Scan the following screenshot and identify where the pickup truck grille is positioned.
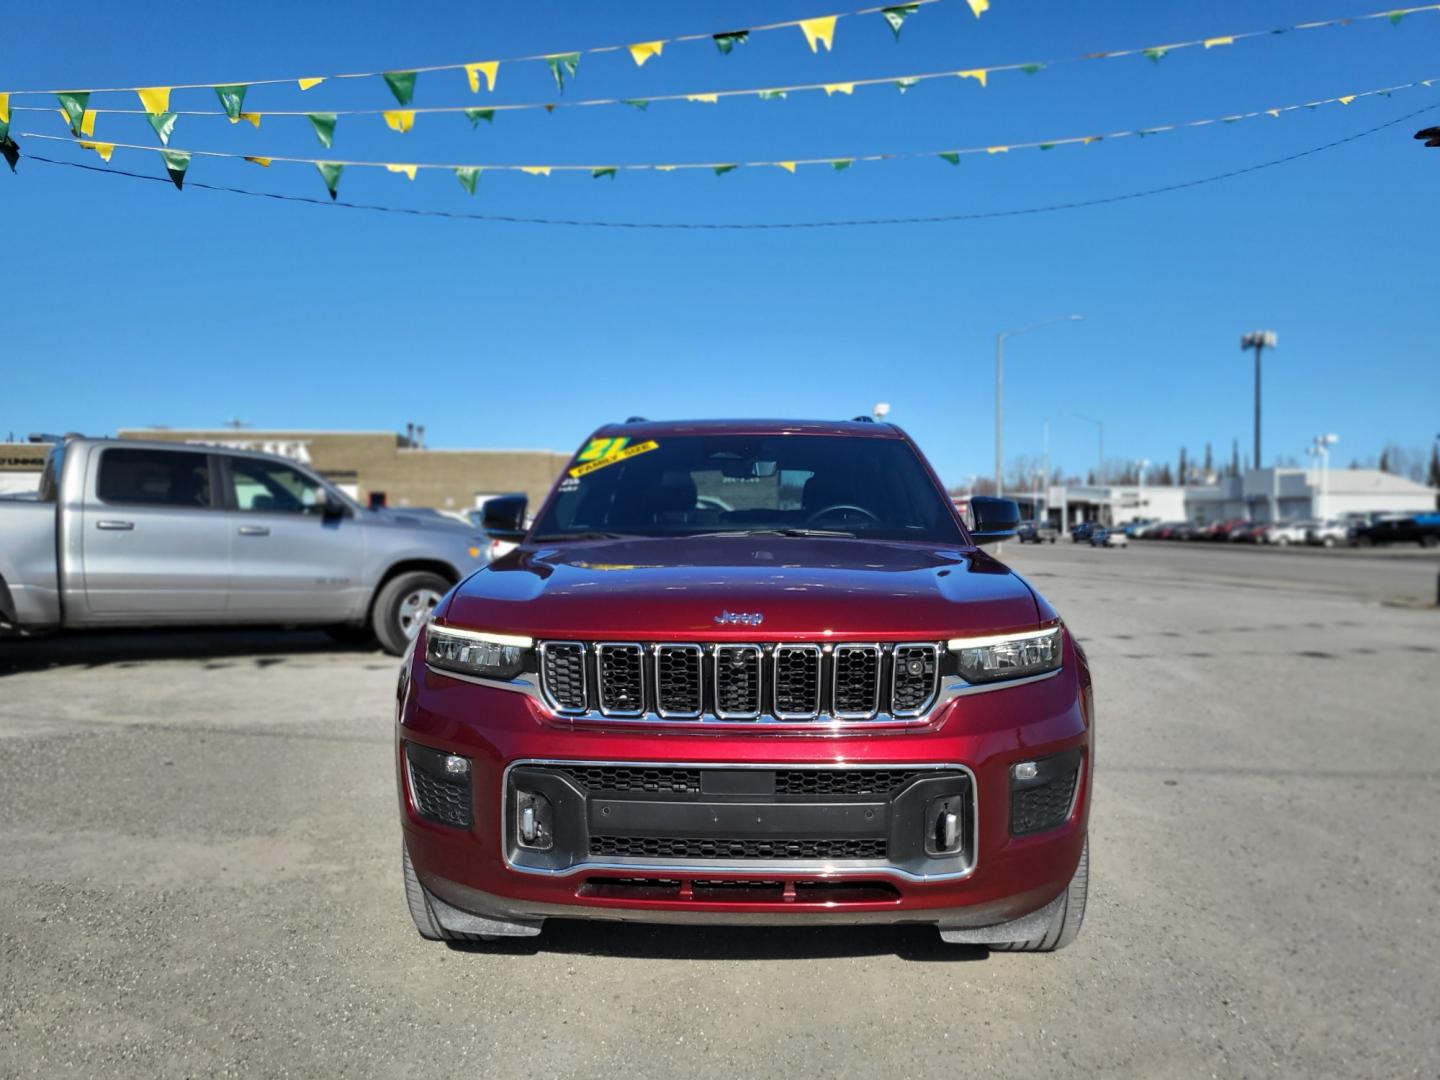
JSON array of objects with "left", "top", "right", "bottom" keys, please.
[{"left": 537, "top": 641, "right": 942, "bottom": 723}]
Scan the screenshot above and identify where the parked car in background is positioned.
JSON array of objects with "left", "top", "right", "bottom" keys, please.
[
  {"left": 1206, "top": 519, "right": 1251, "bottom": 542},
  {"left": 1070, "top": 522, "right": 1096, "bottom": 543},
  {"left": 0, "top": 438, "right": 489, "bottom": 654},
  {"left": 1352, "top": 513, "right": 1440, "bottom": 548},
  {"left": 1121, "top": 519, "right": 1157, "bottom": 538},
  {"left": 1305, "top": 520, "right": 1349, "bottom": 547},
  {"left": 1089, "top": 527, "right": 1128, "bottom": 548},
  {"left": 1016, "top": 520, "right": 1059, "bottom": 543},
  {"left": 1230, "top": 522, "right": 1271, "bottom": 544},
  {"left": 1264, "top": 520, "right": 1317, "bottom": 545}
]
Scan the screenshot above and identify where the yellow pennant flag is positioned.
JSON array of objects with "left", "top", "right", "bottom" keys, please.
[
  {"left": 967, "top": 0, "right": 990, "bottom": 16},
  {"left": 958, "top": 69, "right": 988, "bottom": 88},
  {"left": 1203, "top": 36, "right": 1235, "bottom": 49},
  {"left": 79, "top": 140, "right": 115, "bottom": 162},
  {"left": 136, "top": 86, "right": 171, "bottom": 114},
  {"left": 244, "top": 156, "right": 272, "bottom": 167},
  {"left": 986, "top": 146, "right": 1009, "bottom": 154},
  {"left": 823, "top": 83, "right": 855, "bottom": 96},
  {"left": 386, "top": 163, "right": 419, "bottom": 180},
  {"left": 228, "top": 112, "right": 262, "bottom": 128},
  {"left": 383, "top": 109, "right": 415, "bottom": 133},
  {"left": 298, "top": 77, "right": 325, "bottom": 91},
  {"left": 1082, "top": 136, "right": 1100, "bottom": 145},
  {"left": 520, "top": 166, "right": 552, "bottom": 177},
  {"left": 628, "top": 41, "right": 665, "bottom": 66},
  {"left": 798, "top": 16, "right": 837, "bottom": 53},
  {"left": 686, "top": 93, "right": 719, "bottom": 104},
  {"left": 465, "top": 61, "right": 499, "bottom": 93},
  {"left": 0, "top": 92, "right": 9, "bottom": 124},
  {"left": 776, "top": 161, "right": 797, "bottom": 174},
  {"left": 1338, "top": 95, "right": 1356, "bottom": 105},
  {"left": 1266, "top": 108, "right": 1281, "bottom": 118},
  {"left": 80, "top": 109, "right": 97, "bottom": 136},
  {"left": 655, "top": 165, "right": 679, "bottom": 172}
]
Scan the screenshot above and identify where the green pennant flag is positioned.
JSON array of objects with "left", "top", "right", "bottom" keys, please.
[
  {"left": 1388, "top": 10, "right": 1405, "bottom": 24},
  {"left": 880, "top": 4, "right": 919, "bottom": 41},
  {"left": 1142, "top": 47, "right": 1167, "bottom": 64},
  {"left": 160, "top": 149, "right": 190, "bottom": 190},
  {"left": 938, "top": 151, "right": 960, "bottom": 165},
  {"left": 307, "top": 113, "right": 337, "bottom": 148},
  {"left": 831, "top": 158, "right": 854, "bottom": 171},
  {"left": 895, "top": 77, "right": 919, "bottom": 93},
  {"left": 757, "top": 90, "right": 786, "bottom": 101},
  {"left": 622, "top": 98, "right": 649, "bottom": 111},
  {"left": 463, "top": 108, "right": 495, "bottom": 127},
  {"left": 56, "top": 92, "right": 90, "bottom": 135},
  {"left": 0, "top": 111, "right": 8, "bottom": 143},
  {"left": 545, "top": 53, "right": 579, "bottom": 93},
  {"left": 591, "top": 167, "right": 616, "bottom": 180},
  {"left": 383, "top": 70, "right": 417, "bottom": 105},
  {"left": 147, "top": 112, "right": 178, "bottom": 146},
  {"left": 713, "top": 164, "right": 737, "bottom": 176},
  {"left": 316, "top": 161, "right": 344, "bottom": 200},
  {"left": 1, "top": 136, "right": 19, "bottom": 173},
  {"left": 1020, "top": 63, "right": 1045, "bottom": 75},
  {"left": 214, "top": 85, "right": 246, "bottom": 119},
  {"left": 455, "top": 166, "right": 480, "bottom": 195},
  {"left": 1038, "top": 142, "right": 1056, "bottom": 150},
  {"left": 712, "top": 30, "right": 748, "bottom": 54}
]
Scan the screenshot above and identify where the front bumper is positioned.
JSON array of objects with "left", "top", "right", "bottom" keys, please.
[{"left": 397, "top": 638, "right": 1092, "bottom": 934}]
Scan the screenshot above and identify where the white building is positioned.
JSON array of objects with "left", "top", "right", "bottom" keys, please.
[{"left": 1024, "top": 468, "right": 1437, "bottom": 529}]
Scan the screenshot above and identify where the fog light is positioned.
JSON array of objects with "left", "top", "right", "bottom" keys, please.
[
  {"left": 443, "top": 754, "right": 469, "bottom": 777},
  {"left": 925, "top": 795, "right": 966, "bottom": 856},
  {"left": 515, "top": 790, "right": 554, "bottom": 851},
  {"left": 1014, "top": 760, "right": 1039, "bottom": 782}
]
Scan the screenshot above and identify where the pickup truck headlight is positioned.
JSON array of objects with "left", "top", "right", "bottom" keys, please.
[
  {"left": 948, "top": 626, "right": 1062, "bottom": 684},
  {"left": 425, "top": 625, "right": 533, "bottom": 680}
]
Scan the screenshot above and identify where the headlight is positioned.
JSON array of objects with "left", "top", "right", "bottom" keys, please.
[
  {"left": 948, "top": 626, "right": 1062, "bottom": 684},
  {"left": 425, "top": 625, "right": 533, "bottom": 680}
]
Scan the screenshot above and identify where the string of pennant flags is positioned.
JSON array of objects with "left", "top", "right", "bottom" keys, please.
[
  {"left": 10, "top": 77, "right": 1432, "bottom": 197},
  {"left": 0, "top": 0, "right": 959, "bottom": 101},
  {"left": 4, "top": 0, "right": 1437, "bottom": 153}
]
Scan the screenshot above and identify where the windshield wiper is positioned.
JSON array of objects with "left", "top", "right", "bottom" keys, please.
[
  {"left": 530, "top": 530, "right": 632, "bottom": 542},
  {"left": 685, "top": 528, "right": 857, "bottom": 539}
]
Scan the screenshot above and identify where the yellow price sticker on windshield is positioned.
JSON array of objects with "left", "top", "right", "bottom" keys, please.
[{"left": 569, "top": 438, "right": 659, "bottom": 478}]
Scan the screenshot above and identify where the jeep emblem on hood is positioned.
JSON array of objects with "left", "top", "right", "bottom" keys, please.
[{"left": 714, "top": 609, "right": 764, "bottom": 626}]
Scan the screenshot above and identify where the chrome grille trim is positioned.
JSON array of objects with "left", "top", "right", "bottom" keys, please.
[
  {"left": 653, "top": 643, "right": 704, "bottom": 719},
  {"left": 712, "top": 644, "right": 763, "bottom": 720},
  {"left": 890, "top": 643, "right": 940, "bottom": 718},
  {"left": 537, "top": 641, "right": 588, "bottom": 715},
  {"left": 595, "top": 642, "right": 646, "bottom": 717},
  {"left": 831, "top": 643, "right": 882, "bottom": 720},
  {"left": 772, "top": 643, "right": 822, "bottom": 720}
]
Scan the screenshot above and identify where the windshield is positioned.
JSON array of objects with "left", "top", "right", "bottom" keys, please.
[{"left": 532, "top": 433, "right": 965, "bottom": 543}]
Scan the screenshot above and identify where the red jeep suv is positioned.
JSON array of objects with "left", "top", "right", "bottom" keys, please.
[{"left": 396, "top": 419, "right": 1093, "bottom": 950}]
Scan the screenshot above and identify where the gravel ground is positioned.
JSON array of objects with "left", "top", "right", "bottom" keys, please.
[{"left": 1, "top": 542, "right": 1437, "bottom": 1079}]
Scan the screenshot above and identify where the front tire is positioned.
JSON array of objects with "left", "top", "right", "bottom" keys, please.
[
  {"left": 402, "top": 843, "right": 489, "bottom": 942},
  {"left": 373, "top": 571, "right": 450, "bottom": 656},
  {"left": 988, "top": 837, "right": 1089, "bottom": 952}
]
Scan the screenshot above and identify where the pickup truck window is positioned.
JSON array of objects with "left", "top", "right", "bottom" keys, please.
[
  {"left": 97, "top": 448, "right": 213, "bottom": 509},
  {"left": 535, "top": 434, "right": 965, "bottom": 543},
  {"left": 228, "top": 457, "right": 325, "bottom": 514}
]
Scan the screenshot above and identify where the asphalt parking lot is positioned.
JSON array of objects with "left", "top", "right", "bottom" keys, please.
[{"left": 2, "top": 542, "right": 1438, "bottom": 1078}]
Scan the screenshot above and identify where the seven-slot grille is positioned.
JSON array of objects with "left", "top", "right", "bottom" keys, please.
[{"left": 539, "top": 641, "right": 941, "bottom": 723}]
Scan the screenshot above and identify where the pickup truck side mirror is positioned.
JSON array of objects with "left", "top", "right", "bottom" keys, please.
[
  {"left": 969, "top": 496, "right": 1021, "bottom": 545},
  {"left": 481, "top": 494, "right": 528, "bottom": 542}
]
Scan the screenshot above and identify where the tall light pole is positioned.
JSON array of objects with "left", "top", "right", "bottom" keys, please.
[
  {"left": 996, "top": 315, "right": 1084, "bottom": 497},
  {"left": 1313, "top": 433, "right": 1338, "bottom": 520},
  {"left": 1137, "top": 458, "right": 1150, "bottom": 517},
  {"left": 1074, "top": 413, "right": 1104, "bottom": 485},
  {"left": 1241, "top": 330, "right": 1278, "bottom": 470}
]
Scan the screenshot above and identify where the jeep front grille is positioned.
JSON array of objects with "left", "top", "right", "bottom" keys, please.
[{"left": 537, "top": 640, "right": 943, "bottom": 723}]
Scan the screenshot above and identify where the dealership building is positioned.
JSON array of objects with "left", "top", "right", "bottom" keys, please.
[{"left": 0, "top": 430, "right": 570, "bottom": 509}]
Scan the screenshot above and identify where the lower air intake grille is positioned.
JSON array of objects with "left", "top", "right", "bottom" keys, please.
[
  {"left": 558, "top": 765, "right": 704, "bottom": 793},
  {"left": 590, "top": 836, "right": 888, "bottom": 861},
  {"left": 1011, "top": 768, "right": 1079, "bottom": 836},
  {"left": 773, "top": 769, "right": 926, "bottom": 796},
  {"left": 405, "top": 743, "right": 472, "bottom": 828}
]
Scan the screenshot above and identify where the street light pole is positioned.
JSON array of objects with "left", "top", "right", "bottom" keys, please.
[
  {"left": 1241, "top": 331, "right": 1278, "bottom": 469},
  {"left": 1313, "top": 433, "right": 1338, "bottom": 520},
  {"left": 995, "top": 315, "right": 1084, "bottom": 498}
]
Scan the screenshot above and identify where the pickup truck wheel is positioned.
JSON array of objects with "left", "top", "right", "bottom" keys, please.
[
  {"left": 373, "top": 571, "right": 449, "bottom": 656},
  {"left": 402, "top": 843, "right": 486, "bottom": 942},
  {"left": 987, "top": 837, "right": 1089, "bottom": 953}
]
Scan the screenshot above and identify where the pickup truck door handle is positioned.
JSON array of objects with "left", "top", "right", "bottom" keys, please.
[
  {"left": 96, "top": 520, "right": 134, "bottom": 531},
  {"left": 237, "top": 525, "right": 271, "bottom": 537}
]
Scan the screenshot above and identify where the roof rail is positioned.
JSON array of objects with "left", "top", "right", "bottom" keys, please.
[
  {"left": 851, "top": 415, "right": 875, "bottom": 423},
  {"left": 625, "top": 416, "right": 648, "bottom": 423}
]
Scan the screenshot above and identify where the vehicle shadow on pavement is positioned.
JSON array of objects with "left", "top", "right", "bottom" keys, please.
[
  {"left": 447, "top": 921, "right": 989, "bottom": 963},
  {"left": 0, "top": 627, "right": 384, "bottom": 675}
]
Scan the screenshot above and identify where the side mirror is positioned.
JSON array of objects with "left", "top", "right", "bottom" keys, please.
[
  {"left": 969, "top": 496, "right": 1020, "bottom": 545},
  {"left": 481, "top": 494, "right": 528, "bottom": 542},
  {"left": 311, "top": 488, "right": 348, "bottom": 521}
]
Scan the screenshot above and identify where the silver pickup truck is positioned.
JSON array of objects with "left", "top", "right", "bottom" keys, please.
[{"left": 0, "top": 438, "right": 493, "bottom": 654}]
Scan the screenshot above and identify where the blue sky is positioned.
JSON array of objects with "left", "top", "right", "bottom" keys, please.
[{"left": 4, "top": 1, "right": 1438, "bottom": 484}]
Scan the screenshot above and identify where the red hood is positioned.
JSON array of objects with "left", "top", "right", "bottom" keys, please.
[{"left": 440, "top": 536, "right": 1041, "bottom": 641}]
